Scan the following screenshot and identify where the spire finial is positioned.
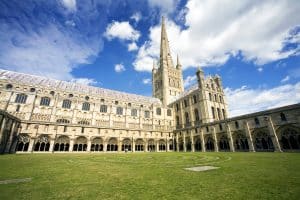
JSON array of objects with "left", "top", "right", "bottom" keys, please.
[{"left": 176, "top": 54, "right": 182, "bottom": 69}]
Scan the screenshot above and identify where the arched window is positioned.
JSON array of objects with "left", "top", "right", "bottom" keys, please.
[
  {"left": 176, "top": 116, "right": 180, "bottom": 126},
  {"left": 219, "top": 95, "right": 223, "bottom": 103},
  {"left": 193, "top": 95, "right": 197, "bottom": 104},
  {"left": 144, "top": 111, "right": 150, "bottom": 118},
  {"left": 167, "top": 109, "right": 172, "bottom": 116},
  {"left": 280, "top": 113, "right": 287, "bottom": 121},
  {"left": 176, "top": 103, "right": 179, "bottom": 111},
  {"left": 194, "top": 109, "right": 200, "bottom": 121},
  {"left": 235, "top": 121, "right": 239, "bottom": 129},
  {"left": 254, "top": 117, "right": 260, "bottom": 125},
  {"left": 131, "top": 109, "right": 137, "bottom": 117},
  {"left": 56, "top": 119, "right": 70, "bottom": 124},
  {"left": 214, "top": 94, "right": 217, "bottom": 102},
  {"left": 222, "top": 109, "right": 226, "bottom": 119},
  {"left": 78, "top": 120, "right": 90, "bottom": 125},
  {"left": 30, "top": 88, "right": 36, "bottom": 92},
  {"left": 16, "top": 104, "right": 21, "bottom": 112},
  {"left": 211, "top": 107, "right": 215, "bottom": 119},
  {"left": 116, "top": 107, "right": 123, "bottom": 115},
  {"left": 100, "top": 105, "right": 107, "bottom": 113},
  {"left": 15, "top": 94, "right": 27, "bottom": 104},
  {"left": 6, "top": 84, "right": 13, "bottom": 90},
  {"left": 185, "top": 112, "right": 189, "bottom": 124},
  {"left": 82, "top": 102, "right": 90, "bottom": 111},
  {"left": 209, "top": 93, "right": 212, "bottom": 101},
  {"left": 217, "top": 108, "right": 221, "bottom": 119},
  {"left": 156, "top": 108, "right": 161, "bottom": 115},
  {"left": 184, "top": 99, "right": 188, "bottom": 107},
  {"left": 62, "top": 99, "right": 72, "bottom": 109},
  {"left": 40, "top": 97, "right": 50, "bottom": 106}
]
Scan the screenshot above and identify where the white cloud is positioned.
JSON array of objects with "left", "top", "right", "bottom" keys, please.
[
  {"left": 257, "top": 67, "right": 263, "bottom": 72},
  {"left": 65, "top": 20, "right": 76, "bottom": 27},
  {"left": 115, "top": 63, "right": 126, "bottom": 73},
  {"left": 128, "top": 42, "right": 138, "bottom": 51},
  {"left": 142, "top": 78, "right": 151, "bottom": 84},
  {"left": 61, "top": 0, "right": 77, "bottom": 12},
  {"left": 104, "top": 21, "right": 140, "bottom": 41},
  {"left": 281, "top": 75, "right": 290, "bottom": 83},
  {"left": 183, "top": 75, "right": 196, "bottom": 88},
  {"left": 147, "top": 0, "right": 179, "bottom": 14},
  {"left": 225, "top": 82, "right": 300, "bottom": 117},
  {"left": 130, "top": 12, "right": 142, "bottom": 23},
  {"left": 134, "top": 0, "right": 300, "bottom": 72},
  {"left": 70, "top": 78, "right": 97, "bottom": 86},
  {"left": 0, "top": 24, "right": 100, "bottom": 80}
]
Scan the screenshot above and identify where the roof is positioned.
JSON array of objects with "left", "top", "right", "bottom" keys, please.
[
  {"left": 0, "top": 69, "right": 161, "bottom": 105},
  {"left": 169, "top": 84, "right": 198, "bottom": 104}
]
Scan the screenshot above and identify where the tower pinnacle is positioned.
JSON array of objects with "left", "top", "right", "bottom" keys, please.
[{"left": 160, "top": 16, "right": 174, "bottom": 69}]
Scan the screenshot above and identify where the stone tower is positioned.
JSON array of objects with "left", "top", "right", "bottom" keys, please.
[
  {"left": 196, "top": 67, "right": 228, "bottom": 123},
  {"left": 152, "top": 17, "right": 184, "bottom": 106}
]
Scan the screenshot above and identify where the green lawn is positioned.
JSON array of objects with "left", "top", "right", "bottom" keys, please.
[{"left": 0, "top": 152, "right": 299, "bottom": 200}]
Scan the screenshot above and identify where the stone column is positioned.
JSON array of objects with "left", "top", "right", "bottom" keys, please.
[
  {"left": 49, "top": 138, "right": 55, "bottom": 153},
  {"left": 87, "top": 139, "right": 92, "bottom": 152},
  {"left": 0, "top": 117, "right": 7, "bottom": 144},
  {"left": 69, "top": 139, "right": 74, "bottom": 152},
  {"left": 28, "top": 138, "right": 35, "bottom": 152},
  {"left": 103, "top": 138, "right": 107, "bottom": 152},
  {"left": 212, "top": 127, "right": 219, "bottom": 152},
  {"left": 183, "top": 132, "right": 186, "bottom": 152},
  {"left": 191, "top": 131, "right": 195, "bottom": 152},
  {"left": 176, "top": 133, "right": 179, "bottom": 152},
  {"left": 200, "top": 129, "right": 206, "bottom": 152},
  {"left": 265, "top": 116, "right": 282, "bottom": 152},
  {"left": 245, "top": 121, "right": 255, "bottom": 152},
  {"left": 188, "top": 97, "right": 194, "bottom": 127},
  {"left": 156, "top": 140, "right": 159, "bottom": 152},
  {"left": 144, "top": 139, "right": 148, "bottom": 152},
  {"left": 166, "top": 138, "right": 169, "bottom": 152},
  {"left": 226, "top": 123, "right": 235, "bottom": 152},
  {"left": 4, "top": 121, "right": 16, "bottom": 153},
  {"left": 132, "top": 138, "right": 135, "bottom": 152},
  {"left": 118, "top": 138, "right": 122, "bottom": 152}
]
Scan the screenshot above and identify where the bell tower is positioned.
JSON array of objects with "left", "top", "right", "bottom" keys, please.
[{"left": 152, "top": 17, "right": 184, "bottom": 106}]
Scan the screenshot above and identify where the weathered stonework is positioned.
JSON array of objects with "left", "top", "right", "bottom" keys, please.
[{"left": 0, "top": 17, "right": 299, "bottom": 153}]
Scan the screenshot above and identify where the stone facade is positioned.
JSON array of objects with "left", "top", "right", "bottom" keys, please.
[{"left": 0, "top": 17, "right": 299, "bottom": 154}]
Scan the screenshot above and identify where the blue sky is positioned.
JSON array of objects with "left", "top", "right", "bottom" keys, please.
[{"left": 0, "top": 0, "right": 299, "bottom": 116}]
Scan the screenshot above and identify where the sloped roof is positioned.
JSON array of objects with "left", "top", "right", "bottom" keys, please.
[
  {"left": 169, "top": 84, "right": 198, "bottom": 104},
  {"left": 0, "top": 69, "right": 161, "bottom": 105}
]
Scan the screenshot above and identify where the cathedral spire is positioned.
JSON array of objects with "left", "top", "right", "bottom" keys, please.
[
  {"left": 176, "top": 54, "right": 181, "bottom": 69},
  {"left": 160, "top": 16, "right": 174, "bottom": 69}
]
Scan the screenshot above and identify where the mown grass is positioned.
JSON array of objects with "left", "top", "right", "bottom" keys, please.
[{"left": 0, "top": 152, "right": 299, "bottom": 200}]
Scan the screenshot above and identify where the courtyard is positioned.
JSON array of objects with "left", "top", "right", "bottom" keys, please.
[{"left": 0, "top": 152, "right": 299, "bottom": 199}]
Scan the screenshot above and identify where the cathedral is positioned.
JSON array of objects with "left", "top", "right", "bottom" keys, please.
[{"left": 0, "top": 17, "right": 299, "bottom": 154}]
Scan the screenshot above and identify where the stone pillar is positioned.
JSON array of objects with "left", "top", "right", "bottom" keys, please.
[
  {"left": 103, "top": 138, "right": 107, "bottom": 152},
  {"left": 265, "top": 116, "right": 282, "bottom": 152},
  {"left": 49, "top": 138, "right": 55, "bottom": 153},
  {"left": 69, "top": 139, "right": 74, "bottom": 152},
  {"left": 132, "top": 138, "right": 135, "bottom": 152},
  {"left": 245, "top": 121, "right": 255, "bottom": 152},
  {"left": 188, "top": 98, "right": 194, "bottom": 127},
  {"left": 200, "top": 129, "right": 206, "bottom": 152},
  {"left": 156, "top": 140, "right": 159, "bottom": 152},
  {"left": 28, "top": 138, "right": 35, "bottom": 152},
  {"left": 176, "top": 133, "right": 179, "bottom": 152},
  {"left": 183, "top": 132, "right": 186, "bottom": 152},
  {"left": 166, "top": 138, "right": 169, "bottom": 152},
  {"left": 191, "top": 131, "right": 195, "bottom": 152},
  {"left": 226, "top": 123, "right": 235, "bottom": 152},
  {"left": 0, "top": 117, "right": 7, "bottom": 144},
  {"left": 4, "top": 121, "right": 16, "bottom": 153},
  {"left": 144, "top": 139, "right": 148, "bottom": 152},
  {"left": 118, "top": 138, "right": 122, "bottom": 152},
  {"left": 87, "top": 140, "right": 92, "bottom": 152},
  {"left": 212, "top": 127, "right": 219, "bottom": 152}
]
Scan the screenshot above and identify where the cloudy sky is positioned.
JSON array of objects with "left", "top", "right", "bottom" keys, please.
[{"left": 0, "top": 0, "right": 299, "bottom": 116}]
